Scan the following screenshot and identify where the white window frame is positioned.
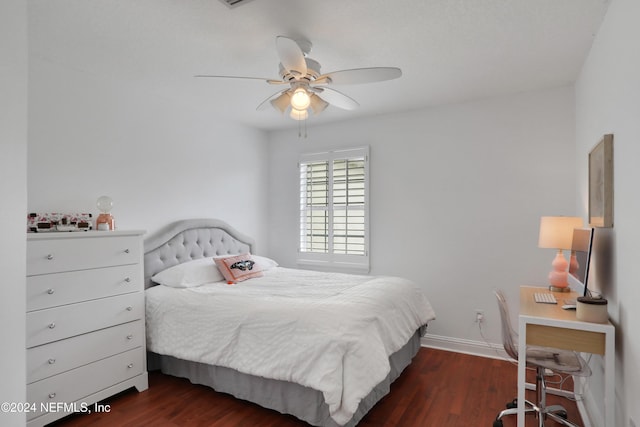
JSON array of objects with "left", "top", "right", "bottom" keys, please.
[{"left": 298, "top": 146, "right": 370, "bottom": 272}]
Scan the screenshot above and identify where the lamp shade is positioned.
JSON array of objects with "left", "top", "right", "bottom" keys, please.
[
  {"left": 309, "top": 94, "right": 329, "bottom": 115},
  {"left": 270, "top": 92, "right": 291, "bottom": 114},
  {"left": 538, "top": 216, "right": 584, "bottom": 250}
]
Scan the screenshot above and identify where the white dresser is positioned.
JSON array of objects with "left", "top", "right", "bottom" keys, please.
[{"left": 26, "top": 230, "right": 148, "bottom": 427}]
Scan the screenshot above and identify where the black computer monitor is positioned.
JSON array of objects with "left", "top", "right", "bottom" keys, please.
[{"left": 568, "top": 227, "right": 594, "bottom": 296}]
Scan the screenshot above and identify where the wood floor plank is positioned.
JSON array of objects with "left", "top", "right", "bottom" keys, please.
[{"left": 48, "top": 348, "right": 582, "bottom": 426}]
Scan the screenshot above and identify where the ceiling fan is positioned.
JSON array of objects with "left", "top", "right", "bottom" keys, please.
[{"left": 196, "top": 36, "right": 402, "bottom": 121}]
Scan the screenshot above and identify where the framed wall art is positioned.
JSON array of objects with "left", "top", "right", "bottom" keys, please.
[{"left": 588, "top": 134, "right": 613, "bottom": 227}]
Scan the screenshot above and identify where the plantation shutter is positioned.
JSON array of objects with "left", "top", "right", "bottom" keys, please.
[
  {"left": 299, "top": 159, "right": 329, "bottom": 253},
  {"left": 299, "top": 147, "right": 369, "bottom": 271}
]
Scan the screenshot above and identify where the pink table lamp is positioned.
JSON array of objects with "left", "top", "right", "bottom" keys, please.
[{"left": 538, "top": 216, "right": 583, "bottom": 292}]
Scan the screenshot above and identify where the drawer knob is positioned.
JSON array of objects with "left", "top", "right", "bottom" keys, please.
[
  {"left": 124, "top": 248, "right": 130, "bottom": 254},
  {"left": 127, "top": 363, "right": 134, "bottom": 369},
  {"left": 127, "top": 334, "right": 134, "bottom": 340},
  {"left": 48, "top": 358, "right": 56, "bottom": 365},
  {"left": 48, "top": 322, "right": 56, "bottom": 329},
  {"left": 46, "top": 254, "right": 54, "bottom": 260},
  {"left": 47, "top": 288, "right": 55, "bottom": 295},
  {"left": 48, "top": 393, "right": 56, "bottom": 399},
  {"left": 126, "top": 306, "right": 133, "bottom": 311},
  {"left": 124, "top": 277, "right": 131, "bottom": 283}
]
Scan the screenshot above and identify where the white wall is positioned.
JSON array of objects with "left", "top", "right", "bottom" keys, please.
[
  {"left": 28, "top": 58, "right": 270, "bottom": 247},
  {"left": 576, "top": 0, "right": 640, "bottom": 425},
  {"left": 267, "top": 86, "right": 577, "bottom": 350},
  {"left": 0, "top": 0, "right": 27, "bottom": 425}
]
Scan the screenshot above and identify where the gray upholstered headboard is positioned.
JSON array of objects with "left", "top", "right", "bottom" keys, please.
[{"left": 143, "top": 218, "right": 255, "bottom": 288}]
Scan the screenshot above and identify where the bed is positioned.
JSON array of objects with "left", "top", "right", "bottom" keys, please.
[{"left": 143, "top": 218, "right": 436, "bottom": 426}]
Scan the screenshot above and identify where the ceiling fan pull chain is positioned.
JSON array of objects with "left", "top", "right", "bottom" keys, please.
[{"left": 296, "top": 116, "right": 307, "bottom": 138}]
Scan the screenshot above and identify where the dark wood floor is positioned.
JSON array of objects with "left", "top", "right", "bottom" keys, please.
[{"left": 50, "top": 348, "right": 582, "bottom": 427}]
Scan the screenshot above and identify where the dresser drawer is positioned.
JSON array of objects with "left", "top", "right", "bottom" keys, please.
[
  {"left": 27, "top": 347, "right": 144, "bottom": 421},
  {"left": 27, "top": 264, "right": 141, "bottom": 312},
  {"left": 26, "top": 292, "right": 143, "bottom": 348},
  {"left": 27, "top": 235, "right": 140, "bottom": 276},
  {"left": 27, "top": 320, "right": 144, "bottom": 384}
]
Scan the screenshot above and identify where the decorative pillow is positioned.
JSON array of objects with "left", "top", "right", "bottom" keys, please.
[
  {"left": 214, "top": 253, "right": 264, "bottom": 282},
  {"left": 151, "top": 257, "right": 224, "bottom": 288}
]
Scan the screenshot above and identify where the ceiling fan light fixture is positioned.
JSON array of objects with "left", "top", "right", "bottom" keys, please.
[
  {"left": 290, "top": 87, "right": 311, "bottom": 110},
  {"left": 290, "top": 108, "right": 308, "bottom": 121},
  {"left": 270, "top": 92, "right": 290, "bottom": 114},
  {"left": 309, "top": 94, "right": 329, "bottom": 115},
  {"left": 196, "top": 36, "right": 403, "bottom": 131}
]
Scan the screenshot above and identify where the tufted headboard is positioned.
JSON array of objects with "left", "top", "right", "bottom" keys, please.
[{"left": 143, "top": 218, "right": 255, "bottom": 288}]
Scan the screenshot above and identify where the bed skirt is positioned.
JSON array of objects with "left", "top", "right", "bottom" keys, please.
[{"left": 148, "top": 329, "right": 423, "bottom": 426}]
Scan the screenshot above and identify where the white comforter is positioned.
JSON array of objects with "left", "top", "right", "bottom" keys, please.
[{"left": 145, "top": 267, "right": 436, "bottom": 425}]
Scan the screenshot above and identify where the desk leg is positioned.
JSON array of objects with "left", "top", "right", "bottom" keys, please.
[
  {"left": 605, "top": 330, "right": 615, "bottom": 427},
  {"left": 517, "top": 318, "right": 527, "bottom": 427}
]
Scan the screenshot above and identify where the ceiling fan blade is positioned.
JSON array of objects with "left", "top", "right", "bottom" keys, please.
[
  {"left": 256, "top": 90, "right": 289, "bottom": 112},
  {"left": 318, "top": 87, "right": 359, "bottom": 110},
  {"left": 309, "top": 94, "right": 329, "bottom": 115},
  {"left": 276, "top": 36, "right": 307, "bottom": 77},
  {"left": 314, "top": 67, "right": 402, "bottom": 85},
  {"left": 195, "top": 75, "right": 286, "bottom": 85}
]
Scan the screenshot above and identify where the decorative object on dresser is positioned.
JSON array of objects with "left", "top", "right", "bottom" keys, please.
[
  {"left": 95, "top": 195, "right": 115, "bottom": 230},
  {"left": 26, "top": 230, "right": 148, "bottom": 427},
  {"left": 27, "top": 213, "right": 93, "bottom": 232},
  {"left": 538, "top": 216, "right": 584, "bottom": 292},
  {"left": 589, "top": 134, "right": 614, "bottom": 228}
]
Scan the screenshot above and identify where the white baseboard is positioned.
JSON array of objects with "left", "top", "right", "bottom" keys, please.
[
  {"left": 420, "top": 334, "right": 595, "bottom": 426},
  {"left": 420, "top": 333, "right": 508, "bottom": 360}
]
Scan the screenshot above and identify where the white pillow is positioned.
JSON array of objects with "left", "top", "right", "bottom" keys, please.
[
  {"left": 151, "top": 257, "right": 224, "bottom": 288},
  {"left": 251, "top": 255, "right": 279, "bottom": 271}
]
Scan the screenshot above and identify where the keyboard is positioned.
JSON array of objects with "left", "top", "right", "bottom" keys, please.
[{"left": 534, "top": 292, "right": 557, "bottom": 304}]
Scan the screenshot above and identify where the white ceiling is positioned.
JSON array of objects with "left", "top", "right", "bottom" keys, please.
[{"left": 29, "top": 0, "right": 611, "bottom": 131}]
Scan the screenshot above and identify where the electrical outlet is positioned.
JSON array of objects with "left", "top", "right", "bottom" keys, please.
[{"left": 475, "top": 309, "right": 485, "bottom": 323}]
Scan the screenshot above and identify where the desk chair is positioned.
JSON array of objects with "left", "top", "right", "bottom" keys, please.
[{"left": 493, "top": 290, "right": 591, "bottom": 427}]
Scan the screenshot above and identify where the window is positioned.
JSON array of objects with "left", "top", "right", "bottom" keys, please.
[{"left": 298, "top": 147, "right": 369, "bottom": 271}]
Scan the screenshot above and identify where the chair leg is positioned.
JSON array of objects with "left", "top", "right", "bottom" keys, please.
[
  {"left": 537, "top": 368, "right": 546, "bottom": 427},
  {"left": 495, "top": 368, "right": 582, "bottom": 427},
  {"left": 496, "top": 404, "right": 537, "bottom": 421},
  {"left": 538, "top": 368, "right": 546, "bottom": 416},
  {"left": 546, "top": 411, "right": 582, "bottom": 427},
  {"left": 494, "top": 399, "right": 538, "bottom": 426},
  {"left": 536, "top": 369, "right": 582, "bottom": 427}
]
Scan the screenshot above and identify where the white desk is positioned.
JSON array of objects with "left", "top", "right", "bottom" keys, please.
[{"left": 517, "top": 286, "right": 615, "bottom": 427}]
